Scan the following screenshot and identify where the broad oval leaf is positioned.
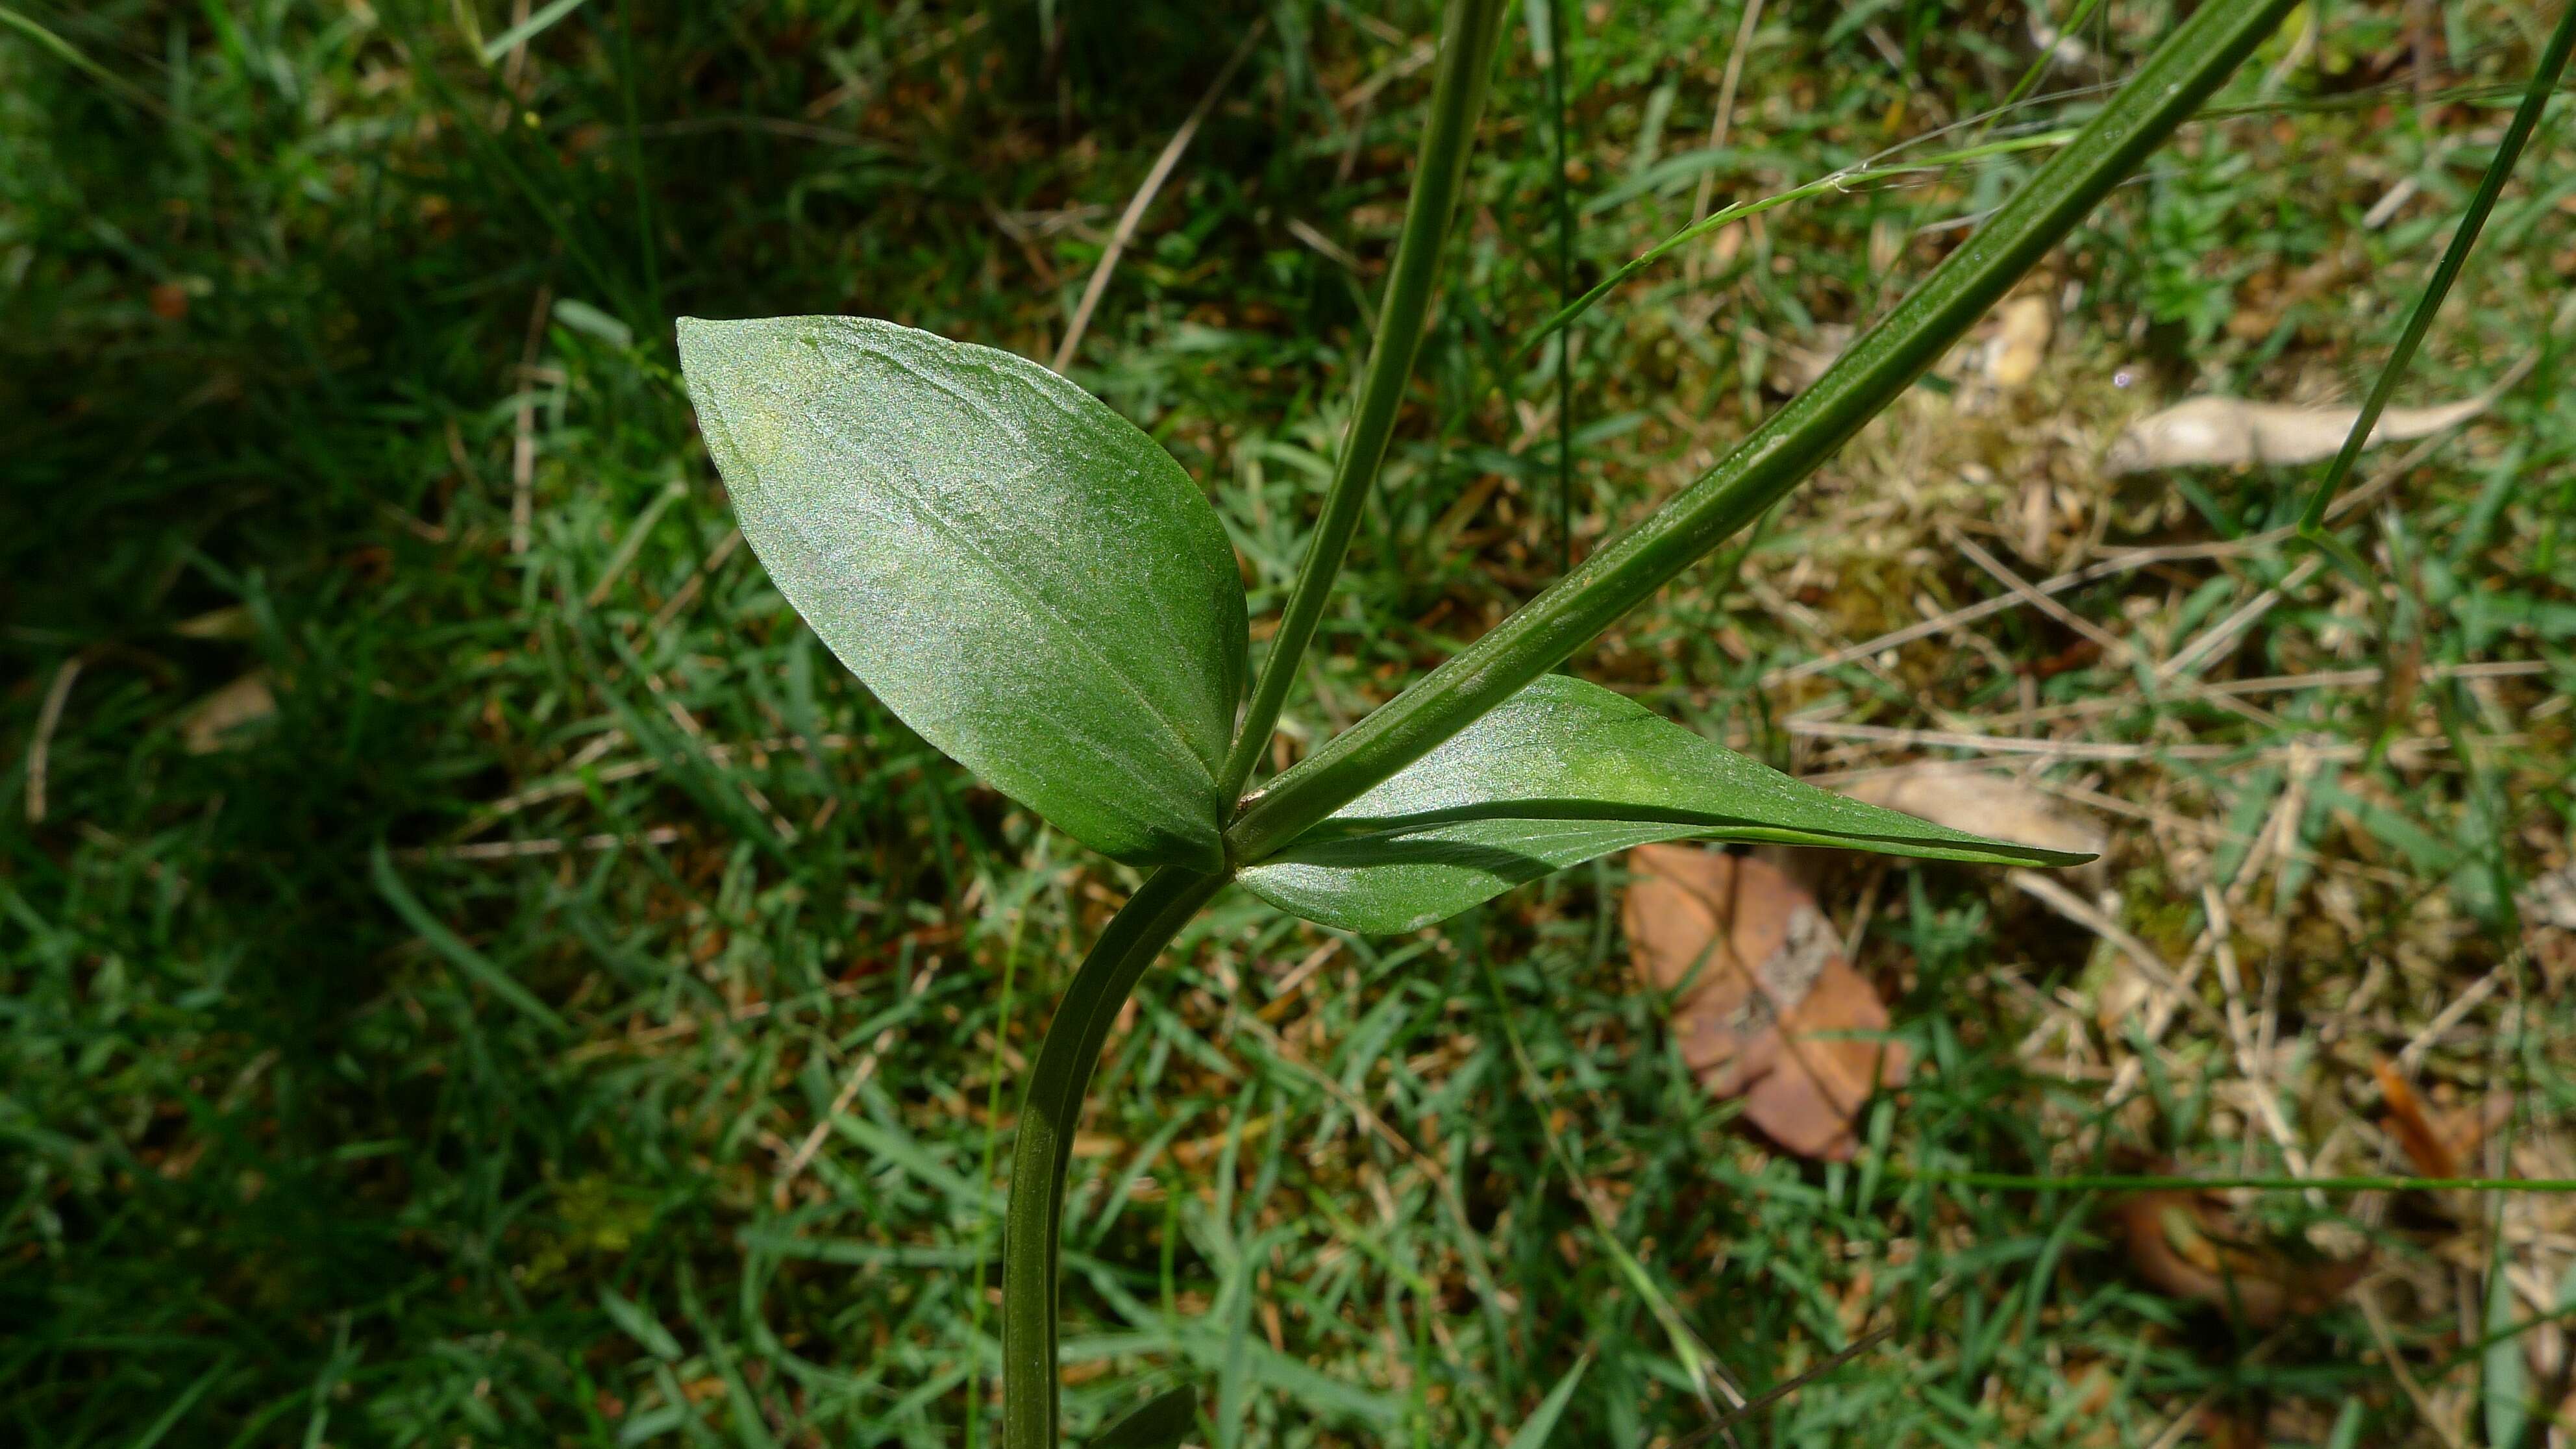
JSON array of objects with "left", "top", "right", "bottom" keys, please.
[
  {"left": 678, "top": 316, "right": 1245, "bottom": 869},
  {"left": 1238, "top": 675, "right": 2091, "bottom": 932}
]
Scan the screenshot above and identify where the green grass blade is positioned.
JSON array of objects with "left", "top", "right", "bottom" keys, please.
[
  {"left": 1907, "top": 1170, "right": 2576, "bottom": 1193},
  {"left": 2298, "top": 0, "right": 2576, "bottom": 538},
  {"left": 478, "top": 0, "right": 592, "bottom": 64},
  {"left": 369, "top": 842, "right": 570, "bottom": 1034},
  {"left": 2487, "top": 1257, "right": 2531, "bottom": 1449},
  {"left": 125, "top": 1360, "right": 233, "bottom": 1449},
  {"left": 1229, "top": 0, "right": 2301, "bottom": 863},
  {"left": 1518, "top": 128, "right": 2077, "bottom": 348},
  {"left": 0, "top": 3, "right": 155, "bottom": 109},
  {"left": 1503, "top": 1353, "right": 1591, "bottom": 1449}
]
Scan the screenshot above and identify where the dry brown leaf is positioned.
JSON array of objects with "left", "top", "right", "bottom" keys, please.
[
  {"left": 2112, "top": 1186, "right": 2367, "bottom": 1328},
  {"left": 1985, "top": 294, "right": 2053, "bottom": 388},
  {"left": 180, "top": 671, "right": 275, "bottom": 754},
  {"left": 1835, "top": 765, "right": 2107, "bottom": 863},
  {"left": 2373, "top": 1056, "right": 2464, "bottom": 1180},
  {"left": 1622, "top": 844, "right": 1906, "bottom": 1161},
  {"left": 2103, "top": 391, "right": 2495, "bottom": 474}
]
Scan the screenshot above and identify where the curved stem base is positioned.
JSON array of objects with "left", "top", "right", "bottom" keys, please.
[{"left": 1000, "top": 867, "right": 1227, "bottom": 1449}]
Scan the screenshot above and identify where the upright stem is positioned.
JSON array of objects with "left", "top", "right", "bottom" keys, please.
[
  {"left": 1226, "top": 0, "right": 2299, "bottom": 864},
  {"left": 1547, "top": 0, "right": 1576, "bottom": 575},
  {"left": 1215, "top": 0, "right": 1510, "bottom": 804},
  {"left": 1001, "top": 867, "right": 1226, "bottom": 1449}
]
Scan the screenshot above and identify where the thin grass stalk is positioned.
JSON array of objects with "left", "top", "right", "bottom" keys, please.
[{"left": 2296, "top": 0, "right": 2576, "bottom": 542}]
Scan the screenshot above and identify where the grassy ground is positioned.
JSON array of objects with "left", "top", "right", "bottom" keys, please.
[{"left": 7, "top": 1, "right": 2576, "bottom": 1444}]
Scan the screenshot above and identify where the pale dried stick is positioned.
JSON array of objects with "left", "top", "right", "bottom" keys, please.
[
  {"left": 402, "top": 827, "right": 680, "bottom": 862},
  {"left": 468, "top": 730, "right": 861, "bottom": 830},
  {"left": 643, "top": 676, "right": 799, "bottom": 844},
  {"left": 1952, "top": 532, "right": 2283, "bottom": 729},
  {"left": 2359, "top": 1285, "right": 2470, "bottom": 1449},
  {"left": 1776, "top": 398, "right": 2519, "bottom": 690},
  {"left": 2398, "top": 951, "right": 2520, "bottom": 1071},
  {"left": 1953, "top": 533, "right": 2129, "bottom": 660},
  {"left": 2009, "top": 869, "right": 2222, "bottom": 1033},
  {"left": 647, "top": 527, "right": 745, "bottom": 635},
  {"left": 24, "top": 658, "right": 80, "bottom": 825},
  {"left": 586, "top": 479, "right": 689, "bottom": 607},
  {"left": 2157, "top": 555, "right": 2325, "bottom": 681},
  {"left": 1051, "top": 23, "right": 1265, "bottom": 372},
  {"left": 1765, "top": 536, "right": 2286, "bottom": 686},
  {"left": 773, "top": 957, "right": 943, "bottom": 1208},
  {"left": 565, "top": 978, "right": 873, "bottom": 1062},
  {"left": 510, "top": 282, "right": 552, "bottom": 554},
  {"left": 1335, "top": 38, "right": 1435, "bottom": 112},
  {"left": 1683, "top": 0, "right": 1765, "bottom": 284},
  {"left": 1782, "top": 718, "right": 2472, "bottom": 767},
  {"left": 2203, "top": 886, "right": 2320, "bottom": 1200},
  {"left": 2086, "top": 774, "right": 2303, "bottom": 1141}
]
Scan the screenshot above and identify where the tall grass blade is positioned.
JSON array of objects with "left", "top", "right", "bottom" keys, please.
[{"left": 2297, "top": 0, "right": 2576, "bottom": 544}]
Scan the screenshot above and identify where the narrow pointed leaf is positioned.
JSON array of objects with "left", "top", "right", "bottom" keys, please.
[
  {"left": 2486, "top": 1263, "right": 2531, "bottom": 1449},
  {"left": 1504, "top": 1353, "right": 1591, "bottom": 1449},
  {"left": 1089, "top": 1385, "right": 1196, "bottom": 1449},
  {"left": 2297, "top": 0, "right": 2576, "bottom": 538},
  {"left": 678, "top": 315, "right": 1245, "bottom": 869},
  {"left": 1239, "top": 675, "right": 2088, "bottom": 932}
]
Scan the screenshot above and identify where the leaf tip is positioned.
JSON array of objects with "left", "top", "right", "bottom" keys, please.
[
  {"left": 673, "top": 314, "right": 757, "bottom": 375},
  {"left": 1089, "top": 1383, "right": 1197, "bottom": 1449}
]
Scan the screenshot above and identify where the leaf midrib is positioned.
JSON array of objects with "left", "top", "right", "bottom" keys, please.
[{"left": 750, "top": 376, "right": 1229, "bottom": 828}]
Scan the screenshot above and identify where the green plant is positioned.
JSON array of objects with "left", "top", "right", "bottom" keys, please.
[{"left": 673, "top": 2, "right": 2314, "bottom": 1443}]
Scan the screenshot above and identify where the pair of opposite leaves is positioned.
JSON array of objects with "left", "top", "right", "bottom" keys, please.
[{"left": 676, "top": 315, "right": 2086, "bottom": 932}]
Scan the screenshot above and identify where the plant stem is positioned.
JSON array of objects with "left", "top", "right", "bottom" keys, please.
[
  {"left": 1215, "top": 0, "right": 1510, "bottom": 805},
  {"left": 1001, "top": 866, "right": 1226, "bottom": 1449},
  {"left": 1226, "top": 0, "right": 2297, "bottom": 865},
  {"left": 2296, "top": 0, "right": 2576, "bottom": 538},
  {"left": 1548, "top": 0, "right": 1576, "bottom": 576}
]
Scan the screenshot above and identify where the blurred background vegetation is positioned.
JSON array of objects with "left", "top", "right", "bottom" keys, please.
[{"left": 5, "top": 0, "right": 2575, "bottom": 1444}]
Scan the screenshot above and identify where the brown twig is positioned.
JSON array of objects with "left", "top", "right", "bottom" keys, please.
[
  {"left": 1050, "top": 22, "right": 1266, "bottom": 372},
  {"left": 646, "top": 527, "right": 745, "bottom": 635},
  {"left": 1683, "top": 0, "right": 1765, "bottom": 284},
  {"left": 24, "top": 658, "right": 81, "bottom": 825},
  {"left": 773, "top": 956, "right": 943, "bottom": 1207}
]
